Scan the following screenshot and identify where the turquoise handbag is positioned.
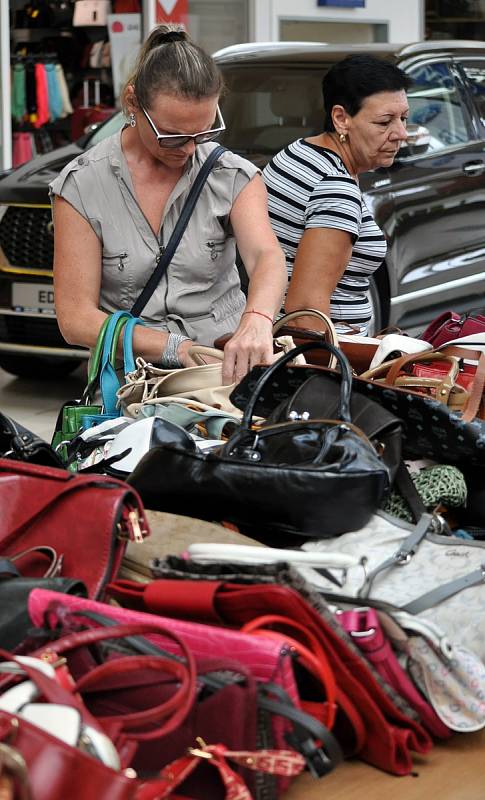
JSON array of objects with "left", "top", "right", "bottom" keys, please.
[{"left": 52, "top": 311, "right": 144, "bottom": 465}]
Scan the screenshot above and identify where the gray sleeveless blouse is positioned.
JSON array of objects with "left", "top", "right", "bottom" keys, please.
[{"left": 49, "top": 130, "right": 259, "bottom": 345}]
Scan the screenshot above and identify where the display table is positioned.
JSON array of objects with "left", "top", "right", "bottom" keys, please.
[{"left": 285, "top": 729, "right": 485, "bottom": 800}]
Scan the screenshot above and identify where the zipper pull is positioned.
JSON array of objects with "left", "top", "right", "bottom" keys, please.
[{"left": 157, "top": 244, "right": 165, "bottom": 264}]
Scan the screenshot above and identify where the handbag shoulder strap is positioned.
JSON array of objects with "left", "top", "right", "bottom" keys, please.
[{"left": 131, "top": 145, "right": 226, "bottom": 318}]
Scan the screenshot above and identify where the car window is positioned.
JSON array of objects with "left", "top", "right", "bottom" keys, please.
[
  {"left": 86, "top": 112, "right": 125, "bottom": 146},
  {"left": 406, "top": 61, "right": 470, "bottom": 152},
  {"left": 459, "top": 60, "right": 485, "bottom": 126},
  {"left": 218, "top": 66, "right": 326, "bottom": 154}
]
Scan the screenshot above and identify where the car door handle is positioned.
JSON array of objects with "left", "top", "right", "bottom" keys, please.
[{"left": 463, "top": 160, "right": 485, "bottom": 176}]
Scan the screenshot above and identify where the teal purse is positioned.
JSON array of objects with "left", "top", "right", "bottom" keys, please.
[{"left": 51, "top": 311, "right": 144, "bottom": 465}]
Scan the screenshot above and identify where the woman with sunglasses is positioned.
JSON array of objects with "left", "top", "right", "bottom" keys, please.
[{"left": 50, "top": 26, "right": 286, "bottom": 384}]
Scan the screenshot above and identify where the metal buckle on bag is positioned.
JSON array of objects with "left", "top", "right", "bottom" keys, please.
[
  {"left": 395, "top": 550, "right": 412, "bottom": 565},
  {"left": 117, "top": 508, "right": 148, "bottom": 543},
  {"left": 0, "top": 742, "right": 31, "bottom": 797},
  {"left": 288, "top": 410, "right": 310, "bottom": 421},
  {"left": 188, "top": 737, "right": 213, "bottom": 759},
  {"left": 229, "top": 432, "right": 262, "bottom": 461}
]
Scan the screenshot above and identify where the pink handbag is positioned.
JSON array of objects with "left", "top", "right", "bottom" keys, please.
[
  {"left": 27, "top": 587, "right": 305, "bottom": 782},
  {"left": 336, "top": 608, "right": 451, "bottom": 739},
  {"left": 420, "top": 311, "right": 485, "bottom": 348}
]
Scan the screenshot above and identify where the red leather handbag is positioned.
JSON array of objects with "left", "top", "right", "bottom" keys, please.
[
  {"left": 0, "top": 459, "right": 149, "bottom": 599},
  {"left": 420, "top": 311, "right": 485, "bottom": 348},
  {"left": 0, "top": 649, "right": 190, "bottom": 800}
]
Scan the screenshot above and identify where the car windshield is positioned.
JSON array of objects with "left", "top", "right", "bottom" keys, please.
[
  {"left": 83, "top": 65, "right": 328, "bottom": 157},
  {"left": 218, "top": 65, "right": 327, "bottom": 156},
  {"left": 86, "top": 112, "right": 125, "bottom": 146}
]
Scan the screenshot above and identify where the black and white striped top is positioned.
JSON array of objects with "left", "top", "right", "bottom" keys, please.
[{"left": 262, "top": 138, "right": 387, "bottom": 334}]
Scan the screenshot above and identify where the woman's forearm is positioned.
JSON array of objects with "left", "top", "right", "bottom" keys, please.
[
  {"left": 57, "top": 305, "right": 193, "bottom": 365},
  {"left": 244, "top": 250, "right": 288, "bottom": 319}
]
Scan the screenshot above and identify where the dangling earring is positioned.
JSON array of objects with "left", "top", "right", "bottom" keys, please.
[
  {"left": 339, "top": 132, "right": 347, "bottom": 143},
  {"left": 129, "top": 112, "right": 136, "bottom": 128}
]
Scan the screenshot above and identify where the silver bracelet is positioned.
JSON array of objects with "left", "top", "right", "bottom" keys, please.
[{"left": 160, "top": 333, "right": 191, "bottom": 368}]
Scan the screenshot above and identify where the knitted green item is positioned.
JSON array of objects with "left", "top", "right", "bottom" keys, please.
[{"left": 382, "top": 465, "right": 467, "bottom": 522}]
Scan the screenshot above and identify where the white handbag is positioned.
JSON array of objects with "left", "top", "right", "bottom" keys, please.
[
  {"left": 73, "top": 0, "right": 111, "bottom": 26},
  {"left": 300, "top": 511, "right": 485, "bottom": 663}
]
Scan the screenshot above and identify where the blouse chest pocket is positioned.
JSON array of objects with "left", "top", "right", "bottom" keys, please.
[
  {"left": 101, "top": 249, "right": 133, "bottom": 307},
  {"left": 205, "top": 238, "right": 226, "bottom": 262},
  {"left": 103, "top": 251, "right": 129, "bottom": 272}
]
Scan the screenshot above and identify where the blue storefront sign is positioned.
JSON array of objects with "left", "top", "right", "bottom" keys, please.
[{"left": 318, "top": 0, "right": 365, "bottom": 7}]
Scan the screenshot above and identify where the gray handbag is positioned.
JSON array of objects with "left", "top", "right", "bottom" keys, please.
[{"left": 300, "top": 510, "right": 485, "bottom": 663}]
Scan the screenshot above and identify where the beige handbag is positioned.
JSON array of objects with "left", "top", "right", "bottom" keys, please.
[
  {"left": 118, "top": 338, "right": 304, "bottom": 418},
  {"left": 117, "top": 348, "right": 241, "bottom": 417}
]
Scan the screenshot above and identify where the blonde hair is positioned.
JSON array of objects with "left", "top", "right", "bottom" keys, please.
[{"left": 123, "top": 24, "right": 224, "bottom": 112}]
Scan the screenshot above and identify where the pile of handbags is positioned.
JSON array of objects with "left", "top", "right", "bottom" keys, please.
[{"left": 1, "top": 306, "right": 485, "bottom": 796}]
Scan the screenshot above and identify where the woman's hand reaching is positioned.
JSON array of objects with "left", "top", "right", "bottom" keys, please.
[{"left": 221, "top": 311, "right": 274, "bottom": 385}]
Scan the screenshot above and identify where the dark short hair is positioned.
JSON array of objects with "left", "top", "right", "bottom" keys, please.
[{"left": 322, "top": 54, "right": 411, "bottom": 132}]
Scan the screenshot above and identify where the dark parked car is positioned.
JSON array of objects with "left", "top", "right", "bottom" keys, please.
[{"left": 1, "top": 40, "right": 485, "bottom": 378}]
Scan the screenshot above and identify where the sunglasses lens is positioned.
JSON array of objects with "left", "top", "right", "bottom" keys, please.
[
  {"left": 158, "top": 135, "right": 191, "bottom": 148},
  {"left": 194, "top": 130, "right": 222, "bottom": 145}
]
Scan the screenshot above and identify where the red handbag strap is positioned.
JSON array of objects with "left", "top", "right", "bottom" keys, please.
[
  {"left": 74, "top": 654, "right": 195, "bottom": 740},
  {"left": 0, "top": 649, "right": 85, "bottom": 714},
  {"left": 241, "top": 615, "right": 337, "bottom": 729}
]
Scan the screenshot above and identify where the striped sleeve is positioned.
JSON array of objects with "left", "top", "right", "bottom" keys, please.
[{"left": 305, "top": 175, "right": 362, "bottom": 241}]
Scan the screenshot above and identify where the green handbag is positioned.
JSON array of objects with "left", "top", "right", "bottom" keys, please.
[{"left": 51, "top": 312, "right": 141, "bottom": 464}]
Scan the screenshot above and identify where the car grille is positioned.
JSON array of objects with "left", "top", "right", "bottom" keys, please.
[
  {"left": 0, "top": 314, "right": 83, "bottom": 350},
  {"left": 0, "top": 206, "right": 54, "bottom": 270}
]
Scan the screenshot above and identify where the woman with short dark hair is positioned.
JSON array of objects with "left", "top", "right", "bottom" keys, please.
[{"left": 263, "top": 53, "right": 411, "bottom": 335}]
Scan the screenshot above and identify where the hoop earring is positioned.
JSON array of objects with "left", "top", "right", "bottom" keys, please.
[
  {"left": 129, "top": 112, "right": 136, "bottom": 128},
  {"left": 339, "top": 132, "right": 347, "bottom": 143}
]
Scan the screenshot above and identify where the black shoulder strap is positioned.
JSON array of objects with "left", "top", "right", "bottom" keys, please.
[{"left": 131, "top": 145, "right": 226, "bottom": 318}]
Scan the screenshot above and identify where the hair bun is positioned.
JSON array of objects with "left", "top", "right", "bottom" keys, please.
[{"left": 157, "top": 30, "right": 187, "bottom": 44}]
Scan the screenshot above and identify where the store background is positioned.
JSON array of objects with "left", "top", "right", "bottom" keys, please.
[{"left": 2, "top": 0, "right": 485, "bottom": 170}]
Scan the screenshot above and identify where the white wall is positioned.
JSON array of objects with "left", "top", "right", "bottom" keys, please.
[
  {"left": 0, "top": 0, "right": 11, "bottom": 170},
  {"left": 250, "top": 0, "right": 424, "bottom": 44}
]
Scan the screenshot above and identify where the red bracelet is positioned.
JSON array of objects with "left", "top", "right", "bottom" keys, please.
[{"left": 242, "top": 310, "right": 274, "bottom": 325}]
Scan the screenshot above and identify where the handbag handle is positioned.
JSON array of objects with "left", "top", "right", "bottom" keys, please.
[
  {"left": 86, "top": 315, "right": 111, "bottom": 387},
  {"left": 241, "top": 614, "right": 337, "bottom": 730},
  {"left": 83, "top": 312, "right": 131, "bottom": 404},
  {"left": 384, "top": 351, "right": 460, "bottom": 389},
  {"left": 362, "top": 350, "right": 484, "bottom": 419},
  {"left": 187, "top": 344, "right": 224, "bottom": 365},
  {"left": 273, "top": 309, "right": 339, "bottom": 369},
  {"left": 35, "top": 619, "right": 197, "bottom": 739},
  {"left": 242, "top": 341, "right": 353, "bottom": 429},
  {"left": 100, "top": 312, "right": 146, "bottom": 415},
  {"left": 0, "top": 545, "right": 61, "bottom": 580},
  {"left": 74, "top": 653, "right": 194, "bottom": 740}
]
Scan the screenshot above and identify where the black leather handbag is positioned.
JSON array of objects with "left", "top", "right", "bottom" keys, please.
[
  {"left": 129, "top": 342, "right": 391, "bottom": 542},
  {"left": 239, "top": 365, "right": 403, "bottom": 483},
  {"left": 0, "top": 411, "right": 65, "bottom": 469}
]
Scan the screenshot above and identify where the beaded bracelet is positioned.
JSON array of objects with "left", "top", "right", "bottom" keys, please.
[{"left": 242, "top": 309, "right": 274, "bottom": 325}]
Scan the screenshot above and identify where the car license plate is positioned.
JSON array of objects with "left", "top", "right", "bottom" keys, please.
[{"left": 12, "top": 282, "right": 55, "bottom": 315}]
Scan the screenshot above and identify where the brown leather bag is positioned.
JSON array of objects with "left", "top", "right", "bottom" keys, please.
[{"left": 361, "top": 346, "right": 485, "bottom": 421}]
